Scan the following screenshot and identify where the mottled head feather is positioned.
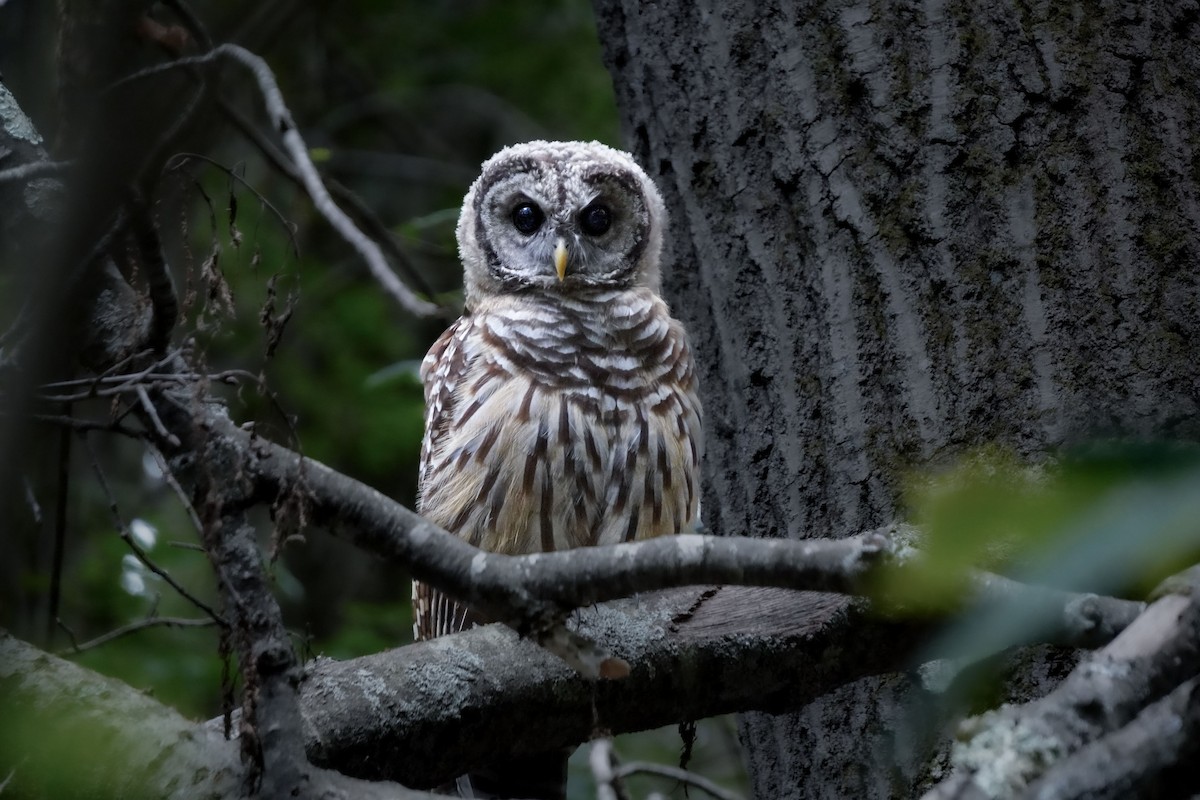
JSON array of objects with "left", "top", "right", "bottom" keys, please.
[{"left": 456, "top": 140, "right": 668, "bottom": 306}]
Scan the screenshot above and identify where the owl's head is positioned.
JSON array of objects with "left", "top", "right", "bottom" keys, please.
[{"left": 456, "top": 140, "right": 668, "bottom": 304}]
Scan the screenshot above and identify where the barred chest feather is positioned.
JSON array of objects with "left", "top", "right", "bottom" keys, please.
[{"left": 418, "top": 287, "right": 703, "bottom": 555}]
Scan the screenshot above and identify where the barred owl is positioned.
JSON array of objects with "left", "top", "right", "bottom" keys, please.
[{"left": 412, "top": 139, "right": 702, "bottom": 796}]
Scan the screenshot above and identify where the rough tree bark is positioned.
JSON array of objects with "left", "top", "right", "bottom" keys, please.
[{"left": 591, "top": 0, "right": 1200, "bottom": 797}]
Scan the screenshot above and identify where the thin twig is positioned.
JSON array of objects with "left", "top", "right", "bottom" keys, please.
[
  {"left": 86, "top": 436, "right": 225, "bottom": 626},
  {"left": 39, "top": 347, "right": 182, "bottom": 394},
  {"left": 41, "top": 366, "right": 254, "bottom": 390},
  {"left": 164, "top": 152, "right": 299, "bottom": 257},
  {"left": 216, "top": 94, "right": 441, "bottom": 305},
  {"left": 54, "top": 618, "right": 81, "bottom": 653},
  {"left": 149, "top": 444, "right": 207, "bottom": 540},
  {"left": 30, "top": 413, "right": 144, "bottom": 438},
  {"left": 0, "top": 160, "right": 73, "bottom": 184},
  {"left": 57, "top": 616, "right": 218, "bottom": 656},
  {"left": 590, "top": 739, "right": 631, "bottom": 800},
  {"left": 137, "top": 384, "right": 181, "bottom": 447},
  {"left": 109, "top": 45, "right": 439, "bottom": 317},
  {"left": 614, "top": 761, "right": 746, "bottom": 800},
  {"left": 78, "top": 347, "right": 158, "bottom": 383},
  {"left": 38, "top": 368, "right": 255, "bottom": 402}
]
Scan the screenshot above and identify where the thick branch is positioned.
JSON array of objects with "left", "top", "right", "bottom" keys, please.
[
  {"left": 296, "top": 587, "right": 902, "bottom": 788},
  {"left": 925, "top": 590, "right": 1200, "bottom": 799},
  {"left": 292, "top": 577, "right": 1141, "bottom": 790},
  {"left": 1024, "top": 676, "right": 1200, "bottom": 800}
]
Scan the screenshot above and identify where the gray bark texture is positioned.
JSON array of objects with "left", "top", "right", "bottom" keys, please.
[{"left": 591, "top": 0, "right": 1200, "bottom": 797}]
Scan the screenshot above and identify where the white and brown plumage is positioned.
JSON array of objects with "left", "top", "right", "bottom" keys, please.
[{"left": 413, "top": 140, "right": 703, "bottom": 642}]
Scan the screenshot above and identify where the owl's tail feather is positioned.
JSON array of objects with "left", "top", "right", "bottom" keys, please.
[{"left": 457, "top": 750, "right": 568, "bottom": 800}]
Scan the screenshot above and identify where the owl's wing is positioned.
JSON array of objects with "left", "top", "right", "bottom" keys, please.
[
  {"left": 413, "top": 314, "right": 482, "bottom": 641},
  {"left": 417, "top": 314, "right": 471, "bottom": 492}
]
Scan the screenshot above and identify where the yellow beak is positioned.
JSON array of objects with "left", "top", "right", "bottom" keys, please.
[{"left": 553, "top": 238, "right": 568, "bottom": 282}]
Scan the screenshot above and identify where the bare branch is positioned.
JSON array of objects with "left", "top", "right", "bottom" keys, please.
[
  {"left": 208, "top": 407, "right": 883, "bottom": 605},
  {"left": 0, "top": 160, "right": 74, "bottom": 184},
  {"left": 955, "top": 571, "right": 1148, "bottom": 652},
  {"left": 37, "top": 367, "right": 255, "bottom": 402},
  {"left": 184, "top": 427, "right": 444, "bottom": 797},
  {"left": 0, "top": 630, "right": 243, "bottom": 800},
  {"left": 1023, "top": 676, "right": 1200, "bottom": 800},
  {"left": 85, "top": 436, "right": 225, "bottom": 626},
  {"left": 590, "top": 740, "right": 631, "bottom": 800},
  {"left": 149, "top": 443, "right": 207, "bottom": 539},
  {"left": 57, "top": 616, "right": 218, "bottom": 656},
  {"left": 111, "top": 45, "right": 440, "bottom": 317},
  {"left": 215, "top": 94, "right": 443, "bottom": 308},
  {"left": 925, "top": 590, "right": 1200, "bottom": 799},
  {"left": 136, "top": 385, "right": 181, "bottom": 446},
  {"left": 30, "top": 413, "right": 143, "bottom": 437},
  {"left": 614, "top": 760, "right": 745, "bottom": 800}
]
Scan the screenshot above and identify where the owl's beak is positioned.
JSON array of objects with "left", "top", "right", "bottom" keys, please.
[{"left": 553, "top": 238, "right": 568, "bottom": 281}]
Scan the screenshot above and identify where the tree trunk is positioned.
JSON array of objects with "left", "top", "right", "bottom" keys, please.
[{"left": 592, "top": 0, "right": 1200, "bottom": 797}]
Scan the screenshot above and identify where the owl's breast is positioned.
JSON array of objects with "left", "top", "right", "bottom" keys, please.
[{"left": 418, "top": 292, "right": 702, "bottom": 555}]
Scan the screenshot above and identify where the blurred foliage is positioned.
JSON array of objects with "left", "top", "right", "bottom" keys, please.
[
  {"left": 872, "top": 442, "right": 1200, "bottom": 738},
  {"left": 877, "top": 441, "right": 1200, "bottom": 613},
  {"left": 0, "top": 698, "right": 130, "bottom": 800}
]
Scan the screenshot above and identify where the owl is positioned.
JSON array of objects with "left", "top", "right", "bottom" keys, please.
[{"left": 412, "top": 140, "right": 703, "bottom": 642}]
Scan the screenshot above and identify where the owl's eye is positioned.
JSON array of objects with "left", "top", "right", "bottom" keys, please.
[
  {"left": 579, "top": 203, "right": 612, "bottom": 236},
  {"left": 512, "top": 202, "right": 544, "bottom": 235}
]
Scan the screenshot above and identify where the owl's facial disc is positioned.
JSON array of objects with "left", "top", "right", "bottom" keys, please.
[
  {"left": 458, "top": 141, "right": 668, "bottom": 303},
  {"left": 476, "top": 168, "right": 651, "bottom": 290}
]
